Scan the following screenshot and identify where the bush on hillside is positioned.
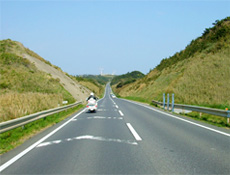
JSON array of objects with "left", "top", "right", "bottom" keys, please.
[{"left": 111, "top": 71, "right": 144, "bottom": 86}]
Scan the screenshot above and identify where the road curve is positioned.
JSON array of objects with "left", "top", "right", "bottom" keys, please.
[{"left": 1, "top": 84, "right": 230, "bottom": 174}]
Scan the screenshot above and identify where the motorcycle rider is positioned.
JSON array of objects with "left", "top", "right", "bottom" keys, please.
[{"left": 86, "top": 92, "right": 98, "bottom": 101}]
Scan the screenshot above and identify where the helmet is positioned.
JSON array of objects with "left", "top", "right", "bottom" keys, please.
[{"left": 90, "top": 92, "right": 94, "bottom": 96}]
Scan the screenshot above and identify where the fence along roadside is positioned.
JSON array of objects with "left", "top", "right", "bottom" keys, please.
[
  {"left": 152, "top": 93, "right": 230, "bottom": 124},
  {"left": 0, "top": 101, "right": 82, "bottom": 134}
]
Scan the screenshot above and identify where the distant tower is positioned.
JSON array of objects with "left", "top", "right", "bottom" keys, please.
[{"left": 100, "top": 68, "right": 104, "bottom": 76}]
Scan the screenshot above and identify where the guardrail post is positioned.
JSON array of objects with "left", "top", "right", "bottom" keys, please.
[
  {"left": 227, "top": 110, "right": 230, "bottom": 124},
  {"left": 163, "top": 93, "right": 165, "bottom": 109},
  {"left": 172, "top": 94, "right": 174, "bottom": 112},
  {"left": 167, "top": 93, "right": 169, "bottom": 111},
  {"left": 0, "top": 101, "right": 82, "bottom": 134}
]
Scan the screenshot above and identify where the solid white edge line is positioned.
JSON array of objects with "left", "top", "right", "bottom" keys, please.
[
  {"left": 126, "top": 123, "right": 142, "bottom": 141},
  {"left": 119, "top": 110, "right": 124, "bottom": 116},
  {"left": 0, "top": 109, "right": 86, "bottom": 172},
  {"left": 0, "top": 84, "right": 110, "bottom": 172},
  {"left": 121, "top": 99, "right": 230, "bottom": 137}
]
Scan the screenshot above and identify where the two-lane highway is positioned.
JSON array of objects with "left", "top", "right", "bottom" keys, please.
[{"left": 1, "top": 84, "right": 230, "bottom": 174}]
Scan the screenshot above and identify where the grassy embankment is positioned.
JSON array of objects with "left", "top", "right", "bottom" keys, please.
[
  {"left": 0, "top": 104, "right": 83, "bottom": 155},
  {"left": 75, "top": 76, "right": 105, "bottom": 98},
  {"left": 0, "top": 40, "right": 75, "bottom": 122},
  {"left": 111, "top": 71, "right": 145, "bottom": 89},
  {"left": 75, "top": 74, "right": 113, "bottom": 98},
  {"left": 112, "top": 17, "right": 230, "bottom": 128},
  {"left": 0, "top": 39, "right": 87, "bottom": 154}
]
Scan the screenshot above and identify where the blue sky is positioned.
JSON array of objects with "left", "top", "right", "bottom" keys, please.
[{"left": 1, "top": 0, "right": 230, "bottom": 75}]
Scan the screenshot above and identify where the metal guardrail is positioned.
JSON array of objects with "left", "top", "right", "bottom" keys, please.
[
  {"left": 0, "top": 101, "right": 82, "bottom": 134},
  {"left": 152, "top": 100, "right": 230, "bottom": 119}
]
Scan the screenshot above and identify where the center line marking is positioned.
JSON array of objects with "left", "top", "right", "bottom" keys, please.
[
  {"left": 119, "top": 110, "right": 124, "bottom": 116},
  {"left": 126, "top": 123, "right": 142, "bottom": 141}
]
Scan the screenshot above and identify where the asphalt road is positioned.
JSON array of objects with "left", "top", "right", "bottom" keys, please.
[{"left": 1, "top": 84, "right": 230, "bottom": 174}]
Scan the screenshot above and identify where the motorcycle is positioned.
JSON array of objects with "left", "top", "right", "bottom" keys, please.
[{"left": 86, "top": 98, "right": 98, "bottom": 112}]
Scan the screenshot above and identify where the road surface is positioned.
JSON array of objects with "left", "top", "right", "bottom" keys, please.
[{"left": 1, "top": 84, "right": 230, "bottom": 174}]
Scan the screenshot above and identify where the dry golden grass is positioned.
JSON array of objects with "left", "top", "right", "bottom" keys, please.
[
  {"left": 114, "top": 18, "right": 230, "bottom": 109},
  {"left": 174, "top": 50, "right": 230, "bottom": 107},
  {"left": 77, "top": 81, "right": 104, "bottom": 98},
  {"left": 115, "top": 47, "right": 230, "bottom": 109},
  {"left": 0, "top": 49, "right": 75, "bottom": 122},
  {"left": 0, "top": 92, "right": 63, "bottom": 122}
]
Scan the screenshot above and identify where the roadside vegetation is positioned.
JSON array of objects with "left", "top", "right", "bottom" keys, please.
[
  {"left": 0, "top": 104, "right": 83, "bottom": 155},
  {"left": 155, "top": 17, "right": 230, "bottom": 72},
  {"left": 112, "top": 17, "right": 230, "bottom": 128},
  {"left": 150, "top": 103, "right": 230, "bottom": 128},
  {"left": 74, "top": 74, "right": 112, "bottom": 98},
  {"left": 0, "top": 39, "right": 63, "bottom": 71},
  {"left": 112, "top": 17, "right": 230, "bottom": 110},
  {"left": 0, "top": 40, "right": 75, "bottom": 122},
  {"left": 183, "top": 112, "right": 230, "bottom": 128},
  {"left": 76, "top": 74, "right": 113, "bottom": 85},
  {"left": 0, "top": 40, "right": 109, "bottom": 154},
  {"left": 111, "top": 71, "right": 144, "bottom": 88}
]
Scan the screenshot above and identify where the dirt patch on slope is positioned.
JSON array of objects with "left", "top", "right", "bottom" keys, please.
[{"left": 22, "top": 53, "right": 90, "bottom": 103}]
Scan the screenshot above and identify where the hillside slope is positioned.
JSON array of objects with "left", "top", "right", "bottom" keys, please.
[
  {"left": 75, "top": 75, "right": 113, "bottom": 97},
  {"left": 0, "top": 39, "right": 92, "bottom": 122},
  {"left": 1, "top": 39, "right": 91, "bottom": 100},
  {"left": 113, "top": 17, "right": 230, "bottom": 109},
  {"left": 111, "top": 71, "right": 145, "bottom": 89}
]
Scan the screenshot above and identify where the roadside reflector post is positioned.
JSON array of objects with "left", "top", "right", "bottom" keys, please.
[
  {"left": 167, "top": 93, "right": 170, "bottom": 111},
  {"left": 172, "top": 94, "right": 174, "bottom": 112},
  {"left": 226, "top": 108, "right": 230, "bottom": 124},
  {"left": 163, "top": 93, "right": 165, "bottom": 109}
]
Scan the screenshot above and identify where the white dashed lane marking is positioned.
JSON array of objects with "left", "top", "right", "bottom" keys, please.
[
  {"left": 87, "top": 116, "right": 123, "bottom": 120},
  {"left": 119, "top": 110, "right": 124, "bottom": 116},
  {"left": 126, "top": 123, "right": 142, "bottom": 141}
]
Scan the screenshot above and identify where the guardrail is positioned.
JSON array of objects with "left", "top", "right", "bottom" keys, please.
[
  {"left": 0, "top": 101, "right": 82, "bottom": 134},
  {"left": 152, "top": 100, "right": 230, "bottom": 123}
]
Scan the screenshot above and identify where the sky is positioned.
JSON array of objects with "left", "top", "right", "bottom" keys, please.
[{"left": 1, "top": 0, "right": 230, "bottom": 75}]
